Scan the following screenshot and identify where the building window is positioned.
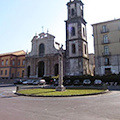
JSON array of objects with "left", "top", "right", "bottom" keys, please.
[
  {"left": 102, "top": 25, "right": 108, "bottom": 33},
  {"left": 103, "top": 35, "right": 108, "bottom": 43},
  {"left": 105, "top": 58, "right": 110, "bottom": 65},
  {"left": 6, "top": 60, "right": 8, "bottom": 65},
  {"left": 81, "top": 9, "right": 83, "bottom": 17},
  {"left": 104, "top": 46, "right": 109, "bottom": 55},
  {"left": 72, "top": 44, "right": 76, "bottom": 54},
  {"left": 12, "top": 60, "right": 15, "bottom": 66},
  {"left": 39, "top": 43, "right": 45, "bottom": 56},
  {"left": 1, "top": 70, "right": 3, "bottom": 75},
  {"left": 80, "top": 5, "right": 83, "bottom": 17},
  {"left": 83, "top": 27, "right": 86, "bottom": 37},
  {"left": 12, "top": 73, "right": 14, "bottom": 78},
  {"left": 84, "top": 44, "right": 87, "bottom": 54},
  {"left": 22, "top": 60, "right": 25, "bottom": 65},
  {"left": 102, "top": 25, "right": 107, "bottom": 32},
  {"left": 5, "top": 70, "right": 7, "bottom": 75},
  {"left": 18, "top": 60, "right": 20, "bottom": 66},
  {"left": 71, "top": 27, "right": 75, "bottom": 36},
  {"left": 71, "top": 8, "right": 75, "bottom": 16},
  {"left": 17, "top": 72, "right": 20, "bottom": 77},
  {"left": 2, "top": 60, "right": 4, "bottom": 66},
  {"left": 22, "top": 70, "right": 24, "bottom": 77}
]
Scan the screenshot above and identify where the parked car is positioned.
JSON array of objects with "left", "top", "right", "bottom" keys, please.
[
  {"left": 39, "top": 79, "right": 46, "bottom": 85},
  {"left": 22, "top": 80, "right": 34, "bottom": 85},
  {"left": 83, "top": 79, "right": 91, "bottom": 85},
  {"left": 64, "top": 80, "right": 72, "bottom": 86},
  {"left": 73, "top": 80, "right": 81, "bottom": 86},
  {"left": 54, "top": 79, "right": 58, "bottom": 86},
  {"left": 14, "top": 79, "right": 23, "bottom": 85},
  {"left": 50, "top": 79, "right": 54, "bottom": 85},
  {"left": 33, "top": 80, "right": 40, "bottom": 85},
  {"left": 94, "top": 79, "right": 102, "bottom": 85}
]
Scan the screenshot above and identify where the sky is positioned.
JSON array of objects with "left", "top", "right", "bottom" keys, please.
[{"left": 0, "top": 0, "right": 120, "bottom": 54}]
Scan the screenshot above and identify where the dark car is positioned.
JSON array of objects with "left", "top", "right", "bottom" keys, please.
[
  {"left": 73, "top": 80, "right": 81, "bottom": 86},
  {"left": 14, "top": 79, "right": 23, "bottom": 85},
  {"left": 83, "top": 79, "right": 91, "bottom": 86},
  {"left": 54, "top": 79, "right": 58, "bottom": 86},
  {"left": 64, "top": 80, "right": 72, "bottom": 86}
]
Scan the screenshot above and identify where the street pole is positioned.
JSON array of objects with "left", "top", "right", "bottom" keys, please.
[{"left": 56, "top": 45, "right": 65, "bottom": 91}]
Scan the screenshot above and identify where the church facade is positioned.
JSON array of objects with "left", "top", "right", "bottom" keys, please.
[
  {"left": 24, "top": 0, "right": 89, "bottom": 78},
  {"left": 24, "top": 33, "right": 60, "bottom": 78}
]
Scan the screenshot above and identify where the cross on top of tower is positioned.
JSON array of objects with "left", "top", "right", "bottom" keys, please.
[{"left": 42, "top": 26, "right": 44, "bottom": 32}]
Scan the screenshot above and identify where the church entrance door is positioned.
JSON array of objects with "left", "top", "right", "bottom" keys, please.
[
  {"left": 38, "top": 61, "right": 44, "bottom": 77},
  {"left": 27, "top": 66, "right": 30, "bottom": 78}
]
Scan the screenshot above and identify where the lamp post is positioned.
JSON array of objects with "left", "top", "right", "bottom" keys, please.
[{"left": 55, "top": 43, "right": 65, "bottom": 91}]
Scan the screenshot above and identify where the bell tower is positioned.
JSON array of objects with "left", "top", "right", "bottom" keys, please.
[{"left": 65, "top": 0, "right": 89, "bottom": 76}]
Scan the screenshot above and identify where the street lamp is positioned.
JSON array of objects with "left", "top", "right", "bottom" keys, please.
[{"left": 55, "top": 42, "right": 65, "bottom": 91}]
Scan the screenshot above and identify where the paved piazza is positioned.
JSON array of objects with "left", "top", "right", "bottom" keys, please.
[{"left": 0, "top": 85, "right": 120, "bottom": 120}]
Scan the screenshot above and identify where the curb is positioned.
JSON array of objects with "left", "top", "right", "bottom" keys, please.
[
  {"left": 0, "top": 84, "right": 15, "bottom": 87},
  {"left": 15, "top": 89, "right": 109, "bottom": 97}
]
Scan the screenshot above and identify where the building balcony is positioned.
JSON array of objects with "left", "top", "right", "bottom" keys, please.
[
  {"left": 102, "top": 52, "right": 111, "bottom": 56},
  {"left": 101, "top": 40, "right": 110, "bottom": 44},
  {"left": 101, "top": 29, "right": 109, "bottom": 34},
  {"left": 104, "top": 62, "right": 111, "bottom": 66}
]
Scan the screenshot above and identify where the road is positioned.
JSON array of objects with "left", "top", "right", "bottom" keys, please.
[{"left": 0, "top": 85, "right": 120, "bottom": 120}]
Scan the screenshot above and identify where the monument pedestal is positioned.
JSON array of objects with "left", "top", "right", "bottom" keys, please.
[{"left": 56, "top": 85, "right": 65, "bottom": 91}]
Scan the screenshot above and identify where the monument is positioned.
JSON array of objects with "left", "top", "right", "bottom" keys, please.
[{"left": 55, "top": 43, "right": 65, "bottom": 91}]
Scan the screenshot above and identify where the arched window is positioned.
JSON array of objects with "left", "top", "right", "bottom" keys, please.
[
  {"left": 71, "top": 8, "right": 75, "bottom": 16},
  {"left": 72, "top": 44, "right": 76, "bottom": 54},
  {"left": 83, "top": 27, "right": 86, "bottom": 37},
  {"left": 39, "top": 43, "right": 45, "bottom": 56},
  {"left": 71, "top": 27, "right": 75, "bottom": 36}
]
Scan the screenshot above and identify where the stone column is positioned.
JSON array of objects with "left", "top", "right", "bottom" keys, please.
[{"left": 56, "top": 46, "right": 65, "bottom": 91}]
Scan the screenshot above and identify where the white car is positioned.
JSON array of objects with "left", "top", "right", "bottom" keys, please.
[
  {"left": 94, "top": 79, "right": 102, "bottom": 85},
  {"left": 39, "top": 79, "right": 46, "bottom": 85},
  {"left": 83, "top": 79, "right": 91, "bottom": 85}
]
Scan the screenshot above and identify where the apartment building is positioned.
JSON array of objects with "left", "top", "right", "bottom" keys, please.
[
  {"left": 92, "top": 19, "right": 120, "bottom": 75},
  {"left": 0, "top": 50, "right": 26, "bottom": 79}
]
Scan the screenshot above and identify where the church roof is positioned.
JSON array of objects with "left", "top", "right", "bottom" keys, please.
[
  {"left": 38, "top": 32, "right": 55, "bottom": 39},
  {"left": 31, "top": 32, "right": 55, "bottom": 42}
]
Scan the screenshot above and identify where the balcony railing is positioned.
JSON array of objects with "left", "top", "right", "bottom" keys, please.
[
  {"left": 102, "top": 52, "right": 111, "bottom": 56},
  {"left": 101, "top": 40, "right": 110, "bottom": 44},
  {"left": 101, "top": 28, "right": 109, "bottom": 33},
  {"left": 104, "top": 62, "right": 111, "bottom": 66}
]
